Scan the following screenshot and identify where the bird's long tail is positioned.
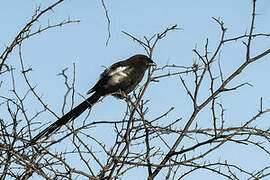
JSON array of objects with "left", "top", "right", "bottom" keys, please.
[{"left": 28, "top": 92, "right": 101, "bottom": 146}]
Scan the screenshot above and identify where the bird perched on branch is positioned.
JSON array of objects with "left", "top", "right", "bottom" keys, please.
[{"left": 28, "top": 54, "right": 156, "bottom": 146}]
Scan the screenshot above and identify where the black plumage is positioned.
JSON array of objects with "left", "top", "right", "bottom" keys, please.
[{"left": 28, "top": 54, "right": 156, "bottom": 146}]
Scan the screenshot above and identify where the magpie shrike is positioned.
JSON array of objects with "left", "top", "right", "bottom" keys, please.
[{"left": 28, "top": 54, "right": 156, "bottom": 146}]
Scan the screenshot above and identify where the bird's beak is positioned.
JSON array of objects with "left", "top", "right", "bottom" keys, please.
[{"left": 147, "top": 59, "right": 157, "bottom": 66}]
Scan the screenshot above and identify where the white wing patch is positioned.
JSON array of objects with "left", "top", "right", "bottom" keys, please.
[
  {"left": 107, "top": 66, "right": 129, "bottom": 86},
  {"left": 108, "top": 66, "right": 128, "bottom": 76}
]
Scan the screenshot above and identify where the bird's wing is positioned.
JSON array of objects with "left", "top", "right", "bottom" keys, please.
[
  {"left": 87, "top": 61, "right": 132, "bottom": 95},
  {"left": 100, "top": 61, "right": 126, "bottom": 78}
]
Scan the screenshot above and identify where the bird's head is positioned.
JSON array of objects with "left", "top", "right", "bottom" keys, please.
[{"left": 135, "top": 54, "right": 156, "bottom": 67}]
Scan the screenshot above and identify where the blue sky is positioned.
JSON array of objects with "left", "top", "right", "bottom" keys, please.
[{"left": 1, "top": 0, "right": 270, "bottom": 179}]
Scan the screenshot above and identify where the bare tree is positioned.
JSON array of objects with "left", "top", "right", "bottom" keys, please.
[{"left": 1, "top": 0, "right": 270, "bottom": 179}]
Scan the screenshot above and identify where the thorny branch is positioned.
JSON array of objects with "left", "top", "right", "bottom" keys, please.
[
  {"left": 101, "top": 0, "right": 111, "bottom": 46},
  {"left": 0, "top": 0, "right": 79, "bottom": 73}
]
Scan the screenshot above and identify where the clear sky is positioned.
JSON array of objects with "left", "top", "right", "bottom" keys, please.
[{"left": 1, "top": 0, "right": 270, "bottom": 179}]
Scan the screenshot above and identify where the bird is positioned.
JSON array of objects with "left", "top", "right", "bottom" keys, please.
[{"left": 28, "top": 54, "right": 156, "bottom": 146}]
